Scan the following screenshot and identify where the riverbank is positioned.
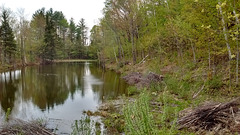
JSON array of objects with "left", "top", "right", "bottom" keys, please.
[
  {"left": 0, "top": 59, "right": 97, "bottom": 73},
  {"left": 95, "top": 58, "right": 240, "bottom": 134},
  {"left": 0, "top": 62, "right": 37, "bottom": 73},
  {"left": 54, "top": 59, "right": 97, "bottom": 63}
]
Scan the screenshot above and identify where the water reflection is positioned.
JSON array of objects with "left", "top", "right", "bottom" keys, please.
[{"left": 0, "top": 62, "right": 128, "bottom": 133}]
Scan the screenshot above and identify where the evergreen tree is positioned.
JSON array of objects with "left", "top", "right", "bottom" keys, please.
[
  {"left": 0, "top": 9, "right": 16, "bottom": 64},
  {"left": 43, "top": 9, "right": 56, "bottom": 61},
  {"left": 30, "top": 8, "right": 46, "bottom": 62},
  {"left": 76, "top": 18, "right": 88, "bottom": 46},
  {"left": 52, "top": 11, "right": 69, "bottom": 59},
  {"left": 68, "top": 18, "right": 76, "bottom": 43}
]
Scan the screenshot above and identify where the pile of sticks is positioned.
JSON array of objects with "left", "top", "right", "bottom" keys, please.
[
  {"left": 122, "top": 72, "right": 163, "bottom": 88},
  {"left": 178, "top": 97, "right": 240, "bottom": 133},
  {"left": 0, "top": 119, "right": 55, "bottom": 135}
]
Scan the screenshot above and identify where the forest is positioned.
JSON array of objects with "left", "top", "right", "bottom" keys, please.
[
  {"left": 90, "top": 0, "right": 240, "bottom": 91},
  {"left": 0, "top": 7, "right": 96, "bottom": 69}
]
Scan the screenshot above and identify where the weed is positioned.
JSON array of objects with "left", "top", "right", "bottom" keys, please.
[
  {"left": 206, "top": 75, "right": 223, "bottom": 91},
  {"left": 155, "top": 87, "right": 194, "bottom": 134},
  {"left": 5, "top": 108, "right": 11, "bottom": 121},
  {"left": 71, "top": 116, "right": 92, "bottom": 135},
  {"left": 163, "top": 75, "right": 192, "bottom": 99},
  {"left": 124, "top": 92, "right": 157, "bottom": 135},
  {"left": 127, "top": 86, "right": 139, "bottom": 96}
]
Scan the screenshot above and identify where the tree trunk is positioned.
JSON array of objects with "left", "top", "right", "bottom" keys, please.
[
  {"left": 190, "top": 38, "right": 196, "bottom": 64},
  {"left": 21, "top": 35, "right": 26, "bottom": 66},
  {"left": 208, "top": 39, "right": 211, "bottom": 71},
  {"left": 154, "top": 7, "right": 162, "bottom": 64},
  {"left": 218, "top": 1, "right": 232, "bottom": 89},
  {"left": 130, "top": 19, "right": 136, "bottom": 64},
  {"left": 0, "top": 39, "right": 1, "bottom": 64},
  {"left": 232, "top": 1, "right": 239, "bottom": 85},
  {"left": 119, "top": 36, "right": 125, "bottom": 64},
  {"left": 113, "top": 44, "right": 118, "bottom": 64}
]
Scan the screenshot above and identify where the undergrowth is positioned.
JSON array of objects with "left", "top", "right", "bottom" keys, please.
[
  {"left": 104, "top": 57, "right": 238, "bottom": 134},
  {"left": 124, "top": 92, "right": 157, "bottom": 135}
]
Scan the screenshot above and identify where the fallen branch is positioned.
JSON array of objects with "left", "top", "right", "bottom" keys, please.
[
  {"left": 138, "top": 55, "right": 149, "bottom": 65},
  {"left": 178, "top": 97, "right": 240, "bottom": 133},
  {"left": 192, "top": 82, "right": 205, "bottom": 99}
]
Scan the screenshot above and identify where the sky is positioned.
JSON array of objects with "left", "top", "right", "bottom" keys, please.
[{"left": 0, "top": 0, "right": 106, "bottom": 34}]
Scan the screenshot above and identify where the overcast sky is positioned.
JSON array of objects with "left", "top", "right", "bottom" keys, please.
[{"left": 1, "top": 0, "right": 106, "bottom": 33}]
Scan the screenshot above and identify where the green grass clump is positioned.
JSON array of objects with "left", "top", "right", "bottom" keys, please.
[
  {"left": 5, "top": 108, "right": 11, "bottom": 122},
  {"left": 127, "top": 86, "right": 140, "bottom": 96},
  {"left": 124, "top": 92, "right": 157, "bottom": 135},
  {"left": 71, "top": 116, "right": 91, "bottom": 135}
]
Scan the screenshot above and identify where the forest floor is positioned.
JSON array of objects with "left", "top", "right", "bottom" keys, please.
[{"left": 92, "top": 58, "right": 240, "bottom": 135}]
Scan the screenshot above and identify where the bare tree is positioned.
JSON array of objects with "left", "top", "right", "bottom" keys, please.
[{"left": 17, "top": 8, "right": 29, "bottom": 66}]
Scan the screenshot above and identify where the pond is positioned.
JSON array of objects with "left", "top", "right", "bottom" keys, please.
[{"left": 0, "top": 62, "right": 128, "bottom": 134}]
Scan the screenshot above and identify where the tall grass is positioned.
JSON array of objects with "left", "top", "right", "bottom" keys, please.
[
  {"left": 71, "top": 116, "right": 101, "bottom": 135},
  {"left": 124, "top": 92, "right": 157, "bottom": 135},
  {"left": 71, "top": 116, "right": 91, "bottom": 135}
]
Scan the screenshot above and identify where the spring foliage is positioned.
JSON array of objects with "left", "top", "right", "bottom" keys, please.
[{"left": 90, "top": 0, "right": 240, "bottom": 89}]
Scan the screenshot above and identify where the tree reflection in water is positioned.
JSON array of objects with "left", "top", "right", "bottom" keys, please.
[{"left": 0, "top": 62, "right": 127, "bottom": 133}]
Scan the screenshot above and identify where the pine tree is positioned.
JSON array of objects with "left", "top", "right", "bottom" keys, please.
[
  {"left": 43, "top": 9, "right": 56, "bottom": 61},
  {"left": 0, "top": 9, "right": 16, "bottom": 64},
  {"left": 76, "top": 18, "right": 88, "bottom": 46},
  {"left": 68, "top": 18, "right": 76, "bottom": 43}
]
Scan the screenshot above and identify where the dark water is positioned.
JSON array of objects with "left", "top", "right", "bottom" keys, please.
[{"left": 0, "top": 62, "right": 128, "bottom": 134}]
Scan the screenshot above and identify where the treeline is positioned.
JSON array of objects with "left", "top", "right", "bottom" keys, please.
[
  {"left": 90, "top": 0, "right": 240, "bottom": 89},
  {"left": 0, "top": 7, "right": 97, "bottom": 66}
]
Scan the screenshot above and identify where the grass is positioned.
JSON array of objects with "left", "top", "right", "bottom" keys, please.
[
  {"left": 155, "top": 89, "right": 193, "bottom": 135},
  {"left": 123, "top": 87, "right": 195, "bottom": 135},
  {"left": 5, "top": 108, "right": 11, "bottom": 122},
  {"left": 71, "top": 116, "right": 102, "bottom": 135},
  {"left": 124, "top": 91, "right": 157, "bottom": 135},
  {"left": 71, "top": 116, "right": 92, "bottom": 135}
]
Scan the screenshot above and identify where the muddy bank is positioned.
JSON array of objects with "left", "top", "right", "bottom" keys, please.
[
  {"left": 84, "top": 72, "right": 164, "bottom": 134},
  {"left": 0, "top": 62, "right": 39, "bottom": 73},
  {"left": 85, "top": 97, "right": 135, "bottom": 134}
]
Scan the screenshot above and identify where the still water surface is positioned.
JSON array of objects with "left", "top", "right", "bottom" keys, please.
[{"left": 0, "top": 62, "right": 128, "bottom": 134}]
